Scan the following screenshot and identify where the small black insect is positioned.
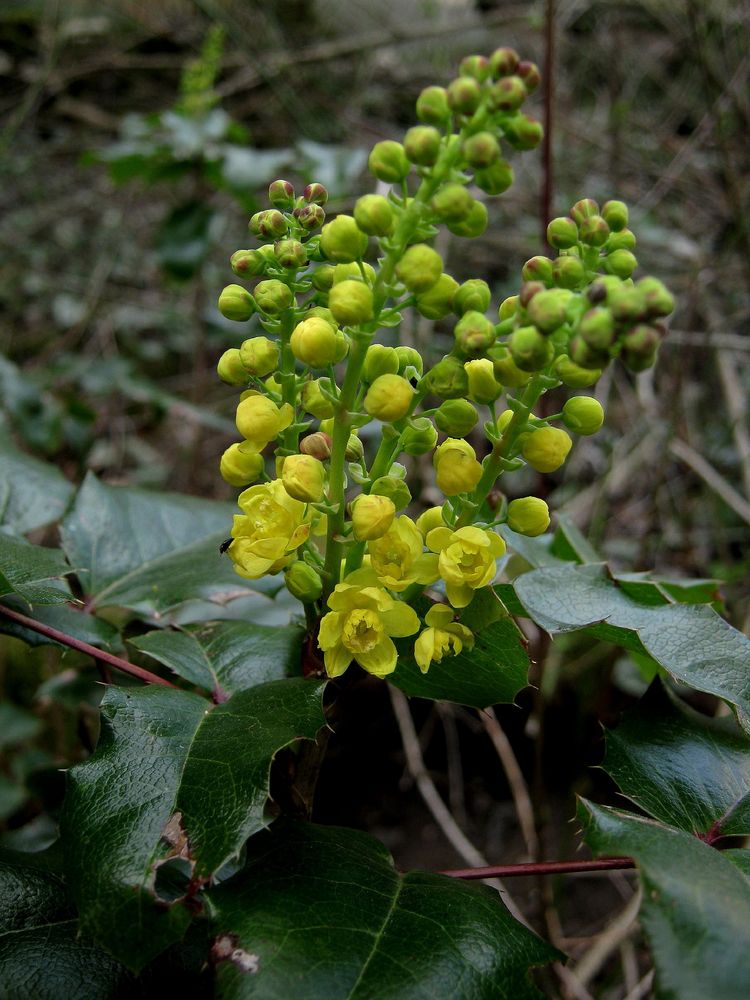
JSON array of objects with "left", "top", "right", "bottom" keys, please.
[{"left": 219, "top": 538, "right": 233, "bottom": 555}]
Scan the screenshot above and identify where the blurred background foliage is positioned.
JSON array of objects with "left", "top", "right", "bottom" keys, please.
[{"left": 1, "top": 0, "right": 749, "bottom": 987}]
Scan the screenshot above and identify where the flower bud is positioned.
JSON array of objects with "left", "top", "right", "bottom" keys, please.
[
  {"left": 281, "top": 453, "right": 326, "bottom": 502},
  {"left": 606, "top": 228, "right": 636, "bottom": 252},
  {"left": 345, "top": 434, "right": 364, "bottom": 463},
  {"left": 254, "top": 279, "right": 294, "bottom": 316},
  {"left": 622, "top": 323, "right": 660, "bottom": 357},
  {"left": 579, "top": 215, "right": 610, "bottom": 247},
  {"left": 320, "top": 215, "right": 368, "bottom": 263},
  {"left": 603, "top": 249, "right": 637, "bottom": 279},
  {"left": 238, "top": 336, "right": 279, "bottom": 377},
  {"left": 434, "top": 438, "right": 483, "bottom": 496},
  {"left": 294, "top": 203, "right": 326, "bottom": 230},
  {"left": 301, "top": 379, "right": 335, "bottom": 418},
  {"left": 562, "top": 396, "right": 604, "bottom": 435},
  {"left": 258, "top": 209, "right": 288, "bottom": 239},
  {"left": 602, "top": 199, "right": 628, "bottom": 232},
  {"left": 507, "top": 497, "right": 550, "bottom": 536},
  {"left": 578, "top": 307, "right": 615, "bottom": 351},
  {"left": 284, "top": 561, "right": 323, "bottom": 603},
  {"left": 306, "top": 306, "right": 337, "bottom": 327},
  {"left": 510, "top": 325, "right": 554, "bottom": 371},
  {"left": 231, "top": 249, "right": 266, "bottom": 278},
  {"left": 503, "top": 115, "right": 543, "bottom": 150},
  {"left": 465, "top": 358, "right": 503, "bottom": 404},
  {"left": 447, "top": 76, "right": 482, "bottom": 114},
  {"left": 291, "top": 317, "right": 347, "bottom": 368},
  {"left": 569, "top": 334, "right": 608, "bottom": 369},
  {"left": 462, "top": 131, "right": 500, "bottom": 168},
  {"left": 489, "top": 46, "right": 519, "bottom": 77},
  {"left": 371, "top": 476, "right": 412, "bottom": 510},
  {"left": 522, "top": 426, "right": 572, "bottom": 473},
  {"left": 453, "top": 310, "right": 496, "bottom": 358},
  {"left": 328, "top": 279, "right": 374, "bottom": 325},
  {"left": 435, "top": 398, "right": 478, "bottom": 437},
  {"left": 431, "top": 183, "right": 474, "bottom": 222},
  {"left": 424, "top": 355, "right": 469, "bottom": 399},
  {"left": 447, "top": 200, "right": 488, "bottom": 238},
  {"left": 547, "top": 217, "right": 579, "bottom": 250},
  {"left": 517, "top": 60, "right": 541, "bottom": 93},
  {"left": 268, "top": 179, "right": 295, "bottom": 209},
  {"left": 332, "top": 262, "right": 377, "bottom": 285},
  {"left": 395, "top": 243, "right": 443, "bottom": 292},
  {"left": 368, "top": 140, "right": 410, "bottom": 183},
  {"left": 609, "top": 286, "right": 647, "bottom": 324},
  {"left": 498, "top": 295, "right": 519, "bottom": 320},
  {"left": 351, "top": 494, "right": 396, "bottom": 541},
  {"left": 519, "top": 280, "right": 545, "bottom": 308},
  {"left": 455, "top": 279, "right": 491, "bottom": 315},
  {"left": 274, "top": 239, "right": 307, "bottom": 270},
  {"left": 522, "top": 256, "right": 554, "bottom": 285},
  {"left": 236, "top": 395, "right": 293, "bottom": 443},
  {"left": 311, "top": 264, "right": 336, "bottom": 292},
  {"left": 354, "top": 194, "right": 394, "bottom": 237},
  {"left": 489, "top": 346, "right": 531, "bottom": 387},
  {"left": 300, "top": 432, "right": 332, "bottom": 461},
  {"left": 395, "top": 346, "right": 423, "bottom": 377},
  {"left": 401, "top": 416, "right": 439, "bottom": 456},
  {"left": 552, "top": 255, "right": 586, "bottom": 289},
  {"left": 459, "top": 54, "right": 490, "bottom": 80},
  {"left": 415, "top": 273, "right": 459, "bottom": 320},
  {"left": 527, "top": 289, "right": 570, "bottom": 334},
  {"left": 363, "top": 344, "right": 400, "bottom": 383},
  {"left": 554, "top": 355, "right": 602, "bottom": 388},
  {"left": 217, "top": 348, "right": 249, "bottom": 385},
  {"left": 364, "top": 374, "right": 415, "bottom": 422},
  {"left": 637, "top": 277, "right": 675, "bottom": 318},
  {"left": 474, "top": 160, "right": 514, "bottom": 195},
  {"left": 416, "top": 85, "right": 451, "bottom": 124},
  {"left": 404, "top": 125, "right": 442, "bottom": 166},
  {"left": 220, "top": 442, "right": 265, "bottom": 487},
  {"left": 218, "top": 284, "right": 255, "bottom": 322},
  {"left": 265, "top": 374, "right": 282, "bottom": 395},
  {"left": 303, "top": 182, "right": 328, "bottom": 205},
  {"left": 489, "top": 75, "right": 526, "bottom": 111},
  {"left": 416, "top": 505, "right": 446, "bottom": 537}
]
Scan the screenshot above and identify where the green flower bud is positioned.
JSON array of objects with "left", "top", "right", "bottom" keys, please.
[
  {"left": 300, "top": 431, "right": 332, "bottom": 461},
  {"left": 547, "top": 217, "right": 579, "bottom": 250},
  {"left": 253, "top": 279, "right": 293, "bottom": 316},
  {"left": 522, "top": 256, "right": 554, "bottom": 285},
  {"left": 328, "top": 279, "right": 374, "bottom": 325},
  {"left": 489, "top": 346, "right": 532, "bottom": 387},
  {"left": 519, "top": 280, "right": 546, "bottom": 308},
  {"left": 447, "top": 200, "right": 488, "bottom": 238},
  {"left": 354, "top": 194, "right": 394, "bottom": 237},
  {"left": 230, "top": 249, "right": 266, "bottom": 278},
  {"left": 311, "top": 265, "right": 335, "bottom": 293},
  {"left": 447, "top": 75, "right": 482, "bottom": 114},
  {"left": 569, "top": 334, "right": 609, "bottom": 369},
  {"left": 455, "top": 279, "right": 491, "bottom": 315},
  {"left": 281, "top": 453, "right": 326, "bottom": 502},
  {"left": 554, "top": 355, "right": 602, "bottom": 388},
  {"left": 489, "top": 75, "right": 527, "bottom": 111},
  {"left": 294, "top": 203, "right": 325, "bottom": 230},
  {"left": 462, "top": 131, "right": 500, "bottom": 168},
  {"left": 474, "top": 160, "right": 514, "bottom": 196},
  {"left": 303, "top": 182, "right": 328, "bottom": 205},
  {"left": 579, "top": 215, "right": 610, "bottom": 247},
  {"left": 257, "top": 209, "right": 288, "bottom": 239},
  {"left": 606, "top": 228, "right": 637, "bottom": 252},
  {"left": 274, "top": 238, "right": 307, "bottom": 270},
  {"left": 371, "top": 475, "right": 412, "bottom": 510},
  {"left": 435, "top": 398, "right": 478, "bottom": 437},
  {"left": 301, "top": 379, "right": 335, "bottom": 418},
  {"left": 363, "top": 344, "right": 400, "bottom": 383},
  {"left": 579, "top": 307, "right": 615, "bottom": 350},
  {"left": 284, "top": 561, "right": 323, "bottom": 603},
  {"left": 368, "top": 140, "right": 410, "bottom": 183},
  {"left": 570, "top": 198, "right": 599, "bottom": 225},
  {"left": 604, "top": 249, "right": 637, "bottom": 279},
  {"left": 320, "top": 215, "right": 368, "bottom": 263},
  {"left": 401, "top": 416, "right": 439, "bottom": 456},
  {"left": 489, "top": 46, "right": 520, "bottom": 77},
  {"left": 459, "top": 54, "right": 490, "bottom": 80},
  {"left": 527, "top": 289, "right": 570, "bottom": 334},
  {"left": 268, "top": 179, "right": 295, "bottom": 209},
  {"left": 351, "top": 494, "right": 396, "bottom": 541},
  {"left": 345, "top": 434, "right": 365, "bottom": 462},
  {"left": 522, "top": 426, "right": 572, "bottom": 473},
  {"left": 622, "top": 323, "right": 661, "bottom": 357},
  {"left": 465, "top": 358, "right": 503, "bottom": 404},
  {"left": 291, "top": 317, "right": 347, "bottom": 367},
  {"left": 364, "top": 374, "right": 415, "bottom": 422},
  {"left": 395, "top": 243, "right": 443, "bottom": 292},
  {"left": 510, "top": 325, "right": 554, "bottom": 371},
  {"left": 609, "top": 286, "right": 647, "bottom": 324},
  {"left": 239, "top": 336, "right": 279, "bottom": 377},
  {"left": 431, "top": 183, "right": 474, "bottom": 222},
  {"left": 552, "top": 255, "right": 586, "bottom": 289},
  {"left": 393, "top": 346, "right": 422, "bottom": 378},
  {"left": 416, "top": 85, "right": 450, "bottom": 125},
  {"left": 306, "top": 306, "right": 337, "bottom": 327},
  {"left": 218, "top": 283, "right": 255, "bottom": 322},
  {"left": 602, "top": 199, "right": 628, "bottom": 232},
  {"left": 637, "top": 277, "right": 675, "bottom": 318},
  {"left": 217, "top": 348, "right": 249, "bottom": 385},
  {"left": 517, "top": 60, "right": 541, "bottom": 93},
  {"left": 415, "top": 273, "right": 459, "bottom": 320},
  {"left": 504, "top": 114, "right": 544, "bottom": 150},
  {"left": 498, "top": 295, "right": 519, "bottom": 321},
  {"left": 562, "top": 395, "right": 604, "bottom": 435},
  {"left": 404, "top": 125, "right": 442, "bottom": 166},
  {"left": 332, "top": 262, "right": 376, "bottom": 286},
  {"left": 453, "top": 310, "right": 496, "bottom": 358},
  {"left": 507, "top": 497, "right": 550, "bottom": 536},
  {"left": 424, "top": 355, "right": 469, "bottom": 399},
  {"left": 220, "top": 442, "right": 264, "bottom": 487}
]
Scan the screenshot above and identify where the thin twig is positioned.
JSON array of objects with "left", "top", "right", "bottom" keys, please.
[
  {"left": 669, "top": 437, "right": 750, "bottom": 526},
  {"left": 438, "top": 857, "right": 635, "bottom": 880},
  {"left": 541, "top": 0, "right": 556, "bottom": 249},
  {"left": 716, "top": 349, "right": 750, "bottom": 500},
  {"left": 480, "top": 707, "right": 539, "bottom": 862},
  {"left": 572, "top": 890, "right": 642, "bottom": 987},
  {"left": 623, "top": 969, "right": 655, "bottom": 1000},
  {"left": 0, "top": 604, "right": 176, "bottom": 689}
]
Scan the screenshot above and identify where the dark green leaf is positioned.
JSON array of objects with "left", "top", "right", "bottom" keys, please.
[
  {"left": 0, "top": 777, "right": 27, "bottom": 820},
  {"left": 156, "top": 201, "right": 215, "bottom": 280},
  {"left": 725, "top": 849, "right": 750, "bottom": 879},
  {"left": 550, "top": 515, "right": 600, "bottom": 563},
  {"left": 604, "top": 682, "right": 750, "bottom": 836},
  {"left": 208, "top": 821, "right": 559, "bottom": 1000},
  {"left": 391, "top": 588, "right": 530, "bottom": 708},
  {"left": 0, "top": 704, "right": 42, "bottom": 749},
  {"left": 62, "top": 679, "right": 325, "bottom": 969},
  {"left": 580, "top": 801, "right": 750, "bottom": 1000},
  {"left": 0, "top": 534, "right": 71, "bottom": 605},
  {"left": 0, "top": 437, "right": 73, "bottom": 533},
  {"left": 499, "top": 524, "right": 563, "bottom": 569}
]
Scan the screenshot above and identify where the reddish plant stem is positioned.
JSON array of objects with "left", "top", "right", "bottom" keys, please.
[
  {"left": 438, "top": 857, "right": 635, "bottom": 880},
  {"left": 541, "top": 0, "right": 555, "bottom": 250},
  {"left": 0, "top": 603, "right": 176, "bottom": 689}
]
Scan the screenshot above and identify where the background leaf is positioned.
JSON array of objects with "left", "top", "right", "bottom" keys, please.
[
  {"left": 0, "top": 534, "right": 71, "bottom": 605},
  {"left": 0, "top": 436, "right": 73, "bottom": 534}
]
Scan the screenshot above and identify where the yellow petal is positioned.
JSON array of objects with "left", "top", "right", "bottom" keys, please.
[
  {"left": 318, "top": 611, "right": 344, "bottom": 651},
  {"left": 488, "top": 530, "right": 506, "bottom": 557},
  {"left": 380, "top": 601, "right": 420, "bottom": 637},
  {"left": 446, "top": 580, "right": 473, "bottom": 609},
  {"left": 324, "top": 642, "right": 352, "bottom": 678},
  {"left": 412, "top": 552, "right": 440, "bottom": 585},
  {"left": 426, "top": 526, "right": 453, "bottom": 552},
  {"left": 414, "top": 629, "right": 435, "bottom": 673},
  {"left": 425, "top": 603, "right": 455, "bottom": 628},
  {"left": 357, "top": 636, "right": 398, "bottom": 677}
]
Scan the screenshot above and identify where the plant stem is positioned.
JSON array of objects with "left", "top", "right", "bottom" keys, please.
[{"left": 438, "top": 857, "right": 635, "bottom": 880}]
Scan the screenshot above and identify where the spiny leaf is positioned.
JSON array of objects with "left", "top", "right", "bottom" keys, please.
[{"left": 0, "top": 534, "right": 71, "bottom": 605}]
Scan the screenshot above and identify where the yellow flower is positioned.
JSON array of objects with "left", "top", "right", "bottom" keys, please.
[
  {"left": 433, "top": 438, "right": 483, "bottom": 496},
  {"left": 351, "top": 494, "right": 396, "bottom": 541},
  {"left": 280, "top": 454, "right": 326, "bottom": 503},
  {"left": 426, "top": 525, "right": 506, "bottom": 608},
  {"left": 236, "top": 394, "right": 294, "bottom": 447},
  {"left": 367, "top": 515, "right": 439, "bottom": 593},
  {"left": 227, "top": 479, "right": 315, "bottom": 579},
  {"left": 318, "top": 568, "right": 420, "bottom": 677},
  {"left": 415, "top": 505, "right": 446, "bottom": 539},
  {"left": 414, "top": 604, "right": 474, "bottom": 673}
]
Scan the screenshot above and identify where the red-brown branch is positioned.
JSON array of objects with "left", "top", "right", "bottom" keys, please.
[
  {"left": 439, "top": 857, "right": 635, "bottom": 880},
  {"left": 0, "top": 603, "right": 176, "bottom": 688}
]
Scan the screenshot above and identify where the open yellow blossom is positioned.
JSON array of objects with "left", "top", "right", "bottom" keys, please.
[
  {"left": 426, "top": 525, "right": 506, "bottom": 608},
  {"left": 235, "top": 393, "right": 294, "bottom": 447},
  {"left": 228, "top": 479, "right": 315, "bottom": 579},
  {"left": 318, "top": 568, "right": 420, "bottom": 677},
  {"left": 414, "top": 604, "right": 474, "bottom": 673},
  {"left": 367, "top": 515, "right": 439, "bottom": 593}
]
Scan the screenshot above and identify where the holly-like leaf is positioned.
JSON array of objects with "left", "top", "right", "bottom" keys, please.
[
  {"left": 604, "top": 683, "right": 750, "bottom": 837},
  {"left": 61, "top": 679, "right": 326, "bottom": 970},
  {"left": 0, "top": 534, "right": 71, "bottom": 605},
  {"left": 390, "top": 588, "right": 530, "bottom": 708},
  {"left": 208, "top": 821, "right": 559, "bottom": 1000},
  {"left": 513, "top": 563, "right": 750, "bottom": 727},
  {"left": 131, "top": 621, "right": 305, "bottom": 695},
  {"left": 579, "top": 801, "right": 750, "bottom": 1000},
  {"left": 0, "top": 437, "right": 73, "bottom": 534}
]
